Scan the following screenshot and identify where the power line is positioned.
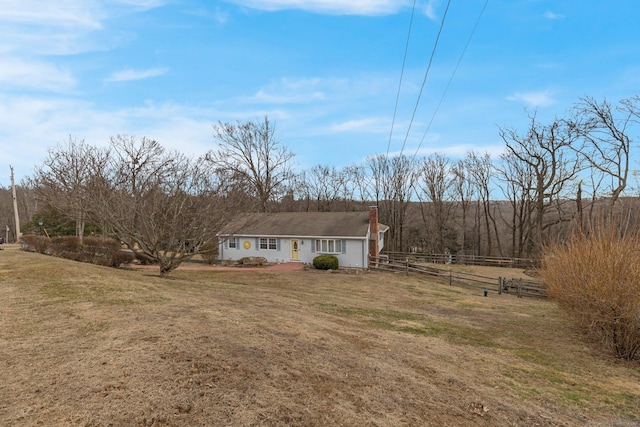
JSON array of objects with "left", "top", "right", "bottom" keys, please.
[
  {"left": 386, "top": 0, "right": 418, "bottom": 159},
  {"left": 399, "top": 0, "right": 452, "bottom": 157},
  {"left": 413, "top": 0, "right": 490, "bottom": 160}
]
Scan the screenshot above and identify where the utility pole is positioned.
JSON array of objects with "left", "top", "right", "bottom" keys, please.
[{"left": 10, "top": 166, "right": 21, "bottom": 243}]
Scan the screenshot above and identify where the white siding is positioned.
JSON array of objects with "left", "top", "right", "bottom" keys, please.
[{"left": 219, "top": 236, "right": 369, "bottom": 268}]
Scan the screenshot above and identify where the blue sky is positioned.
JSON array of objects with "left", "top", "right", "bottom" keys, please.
[{"left": 1, "top": 0, "right": 639, "bottom": 184}]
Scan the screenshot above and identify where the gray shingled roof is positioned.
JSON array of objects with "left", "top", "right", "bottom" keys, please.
[{"left": 218, "top": 211, "right": 379, "bottom": 238}]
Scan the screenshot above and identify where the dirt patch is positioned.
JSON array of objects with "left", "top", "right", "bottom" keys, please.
[{"left": 0, "top": 245, "right": 638, "bottom": 426}]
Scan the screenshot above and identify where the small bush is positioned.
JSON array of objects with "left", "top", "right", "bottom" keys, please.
[
  {"left": 313, "top": 254, "right": 339, "bottom": 270},
  {"left": 82, "top": 237, "right": 131, "bottom": 267},
  {"left": 49, "top": 236, "right": 82, "bottom": 258},
  {"left": 20, "top": 235, "right": 50, "bottom": 254},
  {"left": 238, "top": 256, "right": 267, "bottom": 266},
  {"left": 199, "top": 241, "right": 219, "bottom": 265},
  {"left": 541, "top": 229, "right": 640, "bottom": 360},
  {"left": 110, "top": 250, "right": 136, "bottom": 267}
]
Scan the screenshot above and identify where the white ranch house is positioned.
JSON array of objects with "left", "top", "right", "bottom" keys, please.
[{"left": 217, "top": 207, "right": 388, "bottom": 269}]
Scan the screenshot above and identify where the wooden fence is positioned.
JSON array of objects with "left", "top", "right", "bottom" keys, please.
[
  {"left": 369, "top": 256, "right": 546, "bottom": 299},
  {"left": 498, "top": 277, "right": 547, "bottom": 298},
  {"left": 382, "top": 252, "right": 539, "bottom": 269}
]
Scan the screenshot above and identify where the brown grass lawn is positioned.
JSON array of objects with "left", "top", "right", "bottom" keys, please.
[{"left": 1, "top": 245, "right": 639, "bottom": 426}]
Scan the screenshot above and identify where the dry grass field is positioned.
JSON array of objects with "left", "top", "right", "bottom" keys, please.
[{"left": 1, "top": 244, "right": 639, "bottom": 426}]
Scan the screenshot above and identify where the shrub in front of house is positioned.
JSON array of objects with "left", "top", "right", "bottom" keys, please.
[
  {"left": 238, "top": 256, "right": 267, "bottom": 266},
  {"left": 313, "top": 254, "right": 339, "bottom": 270}
]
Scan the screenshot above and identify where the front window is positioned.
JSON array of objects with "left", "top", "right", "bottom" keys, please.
[
  {"left": 316, "top": 239, "right": 342, "bottom": 254},
  {"left": 228, "top": 237, "right": 237, "bottom": 249},
  {"left": 260, "top": 238, "right": 277, "bottom": 250}
]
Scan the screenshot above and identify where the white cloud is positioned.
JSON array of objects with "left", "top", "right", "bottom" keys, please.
[
  {"left": 506, "top": 90, "right": 556, "bottom": 107},
  {"left": 0, "top": 57, "right": 75, "bottom": 92},
  {"left": 106, "top": 67, "right": 169, "bottom": 82},
  {"left": 243, "top": 78, "right": 328, "bottom": 104},
  {"left": 252, "top": 89, "right": 325, "bottom": 104},
  {"left": 0, "top": 0, "right": 164, "bottom": 56},
  {"left": 331, "top": 118, "right": 388, "bottom": 133},
  {"left": 184, "top": 7, "right": 229, "bottom": 24},
  {"left": 115, "top": 0, "right": 166, "bottom": 10},
  {"left": 423, "top": 0, "right": 439, "bottom": 21},
  {"left": 0, "top": 95, "right": 218, "bottom": 181},
  {"left": 0, "top": 0, "right": 108, "bottom": 57},
  {"left": 544, "top": 11, "right": 564, "bottom": 20},
  {"left": 223, "top": 0, "right": 410, "bottom": 15},
  {"left": 0, "top": 0, "right": 104, "bottom": 29}
]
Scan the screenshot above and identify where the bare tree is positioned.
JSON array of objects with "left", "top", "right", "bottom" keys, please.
[
  {"left": 416, "top": 153, "right": 457, "bottom": 253},
  {"left": 32, "top": 137, "right": 110, "bottom": 244},
  {"left": 497, "top": 151, "right": 536, "bottom": 258},
  {"left": 301, "top": 165, "right": 342, "bottom": 212},
  {"left": 336, "top": 165, "right": 365, "bottom": 211},
  {"left": 206, "top": 116, "right": 294, "bottom": 213},
  {"left": 450, "top": 160, "right": 475, "bottom": 256},
  {"left": 343, "top": 163, "right": 371, "bottom": 207},
  {"left": 366, "top": 154, "right": 417, "bottom": 252},
  {"left": 572, "top": 96, "right": 636, "bottom": 223},
  {"left": 91, "top": 136, "right": 237, "bottom": 277},
  {"left": 464, "top": 151, "right": 501, "bottom": 256},
  {"left": 500, "top": 114, "right": 582, "bottom": 254}
]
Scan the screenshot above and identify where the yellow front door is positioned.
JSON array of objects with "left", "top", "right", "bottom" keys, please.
[{"left": 291, "top": 239, "right": 299, "bottom": 260}]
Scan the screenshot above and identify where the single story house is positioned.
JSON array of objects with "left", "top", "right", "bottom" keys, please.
[{"left": 217, "top": 207, "right": 388, "bottom": 269}]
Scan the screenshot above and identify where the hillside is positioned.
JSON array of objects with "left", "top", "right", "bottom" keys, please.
[{"left": 0, "top": 245, "right": 638, "bottom": 426}]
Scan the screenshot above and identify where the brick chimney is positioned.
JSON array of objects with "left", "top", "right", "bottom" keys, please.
[{"left": 369, "top": 206, "right": 379, "bottom": 262}]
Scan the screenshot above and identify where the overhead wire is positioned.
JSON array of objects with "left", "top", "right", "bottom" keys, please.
[
  {"left": 399, "top": 0, "right": 452, "bottom": 157},
  {"left": 412, "top": 0, "right": 490, "bottom": 161},
  {"left": 385, "top": 0, "right": 418, "bottom": 160}
]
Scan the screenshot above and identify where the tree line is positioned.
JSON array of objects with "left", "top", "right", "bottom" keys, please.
[{"left": 1, "top": 95, "right": 638, "bottom": 274}]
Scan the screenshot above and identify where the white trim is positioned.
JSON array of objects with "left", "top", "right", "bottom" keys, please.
[{"left": 218, "top": 234, "right": 366, "bottom": 240}]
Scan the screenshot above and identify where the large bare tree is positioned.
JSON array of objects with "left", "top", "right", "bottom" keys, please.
[
  {"left": 32, "top": 137, "right": 110, "bottom": 244},
  {"left": 206, "top": 116, "right": 294, "bottom": 213},
  {"left": 91, "top": 136, "right": 237, "bottom": 277},
  {"left": 500, "top": 115, "right": 582, "bottom": 253},
  {"left": 572, "top": 96, "right": 636, "bottom": 223}
]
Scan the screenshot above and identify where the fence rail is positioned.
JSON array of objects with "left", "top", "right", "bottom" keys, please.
[
  {"left": 382, "top": 252, "right": 539, "bottom": 269},
  {"left": 369, "top": 256, "right": 546, "bottom": 299}
]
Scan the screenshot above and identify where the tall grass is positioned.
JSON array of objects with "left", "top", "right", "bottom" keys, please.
[{"left": 541, "top": 228, "right": 640, "bottom": 360}]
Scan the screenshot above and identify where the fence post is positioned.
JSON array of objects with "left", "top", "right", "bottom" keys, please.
[
  {"left": 517, "top": 278, "right": 522, "bottom": 298},
  {"left": 498, "top": 277, "right": 502, "bottom": 295},
  {"left": 405, "top": 257, "right": 409, "bottom": 275},
  {"left": 449, "top": 270, "right": 452, "bottom": 286}
]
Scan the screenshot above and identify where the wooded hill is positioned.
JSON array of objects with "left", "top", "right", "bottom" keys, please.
[{"left": 1, "top": 95, "right": 638, "bottom": 263}]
